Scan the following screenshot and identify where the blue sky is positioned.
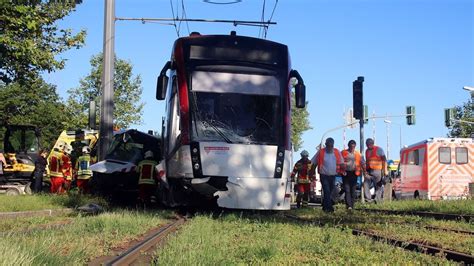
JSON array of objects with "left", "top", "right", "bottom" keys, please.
[{"left": 44, "top": 0, "right": 473, "bottom": 160}]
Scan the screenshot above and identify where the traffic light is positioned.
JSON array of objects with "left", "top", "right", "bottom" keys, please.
[
  {"left": 363, "top": 105, "right": 369, "bottom": 124},
  {"left": 406, "top": 106, "right": 415, "bottom": 125},
  {"left": 353, "top": 76, "right": 364, "bottom": 120},
  {"left": 444, "top": 108, "right": 454, "bottom": 127}
]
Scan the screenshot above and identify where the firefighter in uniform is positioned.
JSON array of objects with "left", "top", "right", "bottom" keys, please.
[
  {"left": 62, "top": 144, "right": 73, "bottom": 192},
  {"left": 136, "top": 151, "right": 158, "bottom": 205},
  {"left": 76, "top": 146, "right": 93, "bottom": 194},
  {"left": 49, "top": 141, "right": 65, "bottom": 194},
  {"left": 290, "top": 150, "right": 314, "bottom": 208},
  {"left": 364, "top": 138, "right": 387, "bottom": 203}
]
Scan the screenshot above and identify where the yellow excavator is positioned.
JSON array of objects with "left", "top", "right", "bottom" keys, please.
[{"left": 0, "top": 124, "right": 40, "bottom": 195}]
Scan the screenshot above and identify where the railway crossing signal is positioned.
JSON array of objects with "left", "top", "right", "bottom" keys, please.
[
  {"left": 353, "top": 77, "right": 364, "bottom": 120},
  {"left": 406, "top": 106, "right": 415, "bottom": 125},
  {"left": 363, "top": 105, "right": 369, "bottom": 124},
  {"left": 444, "top": 108, "right": 455, "bottom": 127}
]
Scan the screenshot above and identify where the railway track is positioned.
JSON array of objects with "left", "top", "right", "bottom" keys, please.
[
  {"left": 0, "top": 208, "right": 73, "bottom": 219},
  {"left": 357, "top": 208, "right": 473, "bottom": 222},
  {"left": 283, "top": 214, "right": 474, "bottom": 264},
  {"left": 0, "top": 220, "right": 73, "bottom": 237},
  {"left": 93, "top": 216, "right": 187, "bottom": 266}
]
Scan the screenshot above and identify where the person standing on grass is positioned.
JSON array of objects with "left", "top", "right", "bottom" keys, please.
[
  {"left": 311, "top": 137, "right": 345, "bottom": 213},
  {"left": 62, "top": 144, "right": 73, "bottom": 192},
  {"left": 33, "top": 149, "right": 49, "bottom": 193},
  {"left": 364, "top": 138, "right": 387, "bottom": 203},
  {"left": 137, "top": 151, "right": 158, "bottom": 206},
  {"left": 49, "top": 141, "right": 65, "bottom": 194},
  {"left": 290, "top": 150, "right": 315, "bottom": 208},
  {"left": 75, "top": 146, "right": 94, "bottom": 194},
  {"left": 341, "top": 140, "right": 364, "bottom": 210}
]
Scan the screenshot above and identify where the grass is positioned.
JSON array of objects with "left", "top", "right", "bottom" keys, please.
[
  {"left": 358, "top": 199, "right": 474, "bottom": 215},
  {"left": 153, "top": 213, "right": 453, "bottom": 264},
  {"left": 293, "top": 205, "right": 474, "bottom": 255},
  {"left": 0, "top": 210, "right": 174, "bottom": 265},
  {"left": 0, "top": 193, "right": 109, "bottom": 212}
]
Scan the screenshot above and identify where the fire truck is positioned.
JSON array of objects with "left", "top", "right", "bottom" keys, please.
[{"left": 393, "top": 137, "right": 473, "bottom": 200}]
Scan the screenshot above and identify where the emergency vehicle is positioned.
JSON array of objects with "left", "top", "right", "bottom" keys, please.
[
  {"left": 393, "top": 138, "right": 473, "bottom": 200},
  {"left": 46, "top": 129, "right": 99, "bottom": 177},
  {"left": 155, "top": 32, "right": 306, "bottom": 210}
]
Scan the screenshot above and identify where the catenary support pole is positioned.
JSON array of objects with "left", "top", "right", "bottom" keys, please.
[{"left": 99, "top": 0, "right": 115, "bottom": 160}]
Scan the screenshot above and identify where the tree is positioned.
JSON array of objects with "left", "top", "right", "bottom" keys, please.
[
  {"left": 291, "top": 93, "right": 312, "bottom": 151},
  {"left": 447, "top": 96, "right": 473, "bottom": 138},
  {"left": 0, "top": 79, "right": 68, "bottom": 148},
  {"left": 66, "top": 54, "right": 145, "bottom": 129},
  {"left": 0, "top": 0, "right": 85, "bottom": 84}
]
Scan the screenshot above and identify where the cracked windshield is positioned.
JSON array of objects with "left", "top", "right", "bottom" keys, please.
[{"left": 190, "top": 70, "right": 281, "bottom": 145}]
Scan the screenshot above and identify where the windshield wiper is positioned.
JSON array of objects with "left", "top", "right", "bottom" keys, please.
[{"left": 204, "top": 119, "right": 233, "bottom": 144}]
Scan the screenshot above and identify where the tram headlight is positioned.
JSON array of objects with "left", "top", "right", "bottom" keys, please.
[
  {"left": 276, "top": 166, "right": 282, "bottom": 173},
  {"left": 194, "top": 163, "right": 200, "bottom": 170},
  {"left": 278, "top": 151, "right": 283, "bottom": 157},
  {"left": 192, "top": 147, "right": 198, "bottom": 154}
]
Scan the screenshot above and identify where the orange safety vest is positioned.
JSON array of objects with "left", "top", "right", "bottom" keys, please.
[
  {"left": 290, "top": 158, "right": 313, "bottom": 184},
  {"left": 366, "top": 146, "right": 383, "bottom": 170},
  {"left": 48, "top": 150, "right": 63, "bottom": 178},
  {"left": 341, "top": 149, "right": 362, "bottom": 176},
  {"left": 317, "top": 148, "right": 343, "bottom": 175},
  {"left": 138, "top": 160, "right": 158, "bottom": 185}
]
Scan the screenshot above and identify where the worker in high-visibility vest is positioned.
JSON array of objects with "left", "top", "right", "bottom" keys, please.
[
  {"left": 49, "top": 141, "right": 66, "bottom": 194},
  {"left": 364, "top": 138, "right": 387, "bottom": 203},
  {"left": 76, "top": 146, "right": 93, "bottom": 194},
  {"left": 311, "top": 137, "right": 345, "bottom": 213},
  {"left": 136, "top": 151, "right": 158, "bottom": 205},
  {"left": 341, "top": 140, "right": 364, "bottom": 210},
  {"left": 62, "top": 143, "right": 73, "bottom": 192},
  {"left": 290, "top": 150, "right": 314, "bottom": 208}
]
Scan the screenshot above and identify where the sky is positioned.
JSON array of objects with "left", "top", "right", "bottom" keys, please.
[{"left": 44, "top": 0, "right": 474, "bottom": 160}]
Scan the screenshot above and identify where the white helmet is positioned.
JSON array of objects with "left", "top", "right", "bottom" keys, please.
[
  {"left": 63, "top": 144, "right": 73, "bottom": 155},
  {"left": 54, "top": 140, "right": 66, "bottom": 151},
  {"left": 82, "top": 146, "right": 91, "bottom": 154},
  {"left": 144, "top": 150, "right": 154, "bottom": 159},
  {"left": 300, "top": 150, "right": 309, "bottom": 157}
]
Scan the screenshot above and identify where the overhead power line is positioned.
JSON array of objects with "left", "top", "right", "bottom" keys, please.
[{"left": 115, "top": 17, "right": 276, "bottom": 27}]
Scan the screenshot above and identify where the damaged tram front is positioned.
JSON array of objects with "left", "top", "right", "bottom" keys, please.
[{"left": 156, "top": 32, "right": 306, "bottom": 210}]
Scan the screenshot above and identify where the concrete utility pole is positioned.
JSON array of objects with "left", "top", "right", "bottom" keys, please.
[{"left": 99, "top": 0, "right": 115, "bottom": 160}]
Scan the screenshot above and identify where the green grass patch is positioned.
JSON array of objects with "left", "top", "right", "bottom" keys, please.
[
  {"left": 0, "top": 210, "right": 174, "bottom": 265},
  {"left": 0, "top": 216, "right": 73, "bottom": 233},
  {"left": 358, "top": 199, "right": 474, "bottom": 215},
  {"left": 153, "top": 213, "right": 453, "bottom": 264},
  {"left": 0, "top": 193, "right": 109, "bottom": 212},
  {"left": 291, "top": 206, "right": 474, "bottom": 255}
]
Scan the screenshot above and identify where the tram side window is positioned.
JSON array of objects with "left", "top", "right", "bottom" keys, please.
[
  {"left": 438, "top": 147, "right": 451, "bottom": 164},
  {"left": 407, "top": 150, "right": 420, "bottom": 165},
  {"left": 455, "top": 147, "right": 468, "bottom": 164},
  {"left": 167, "top": 78, "right": 180, "bottom": 153}
]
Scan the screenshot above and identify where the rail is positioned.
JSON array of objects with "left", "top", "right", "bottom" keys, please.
[
  {"left": 102, "top": 216, "right": 187, "bottom": 266},
  {"left": 357, "top": 208, "right": 473, "bottom": 222},
  {"left": 283, "top": 214, "right": 474, "bottom": 264}
]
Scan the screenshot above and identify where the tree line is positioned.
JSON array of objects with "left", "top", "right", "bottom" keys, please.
[{"left": 0, "top": 1, "right": 312, "bottom": 151}]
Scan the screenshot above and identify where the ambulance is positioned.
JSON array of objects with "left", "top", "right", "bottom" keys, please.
[{"left": 393, "top": 138, "right": 473, "bottom": 200}]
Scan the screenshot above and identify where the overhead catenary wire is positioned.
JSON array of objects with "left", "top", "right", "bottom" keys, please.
[
  {"left": 264, "top": 0, "right": 278, "bottom": 38},
  {"left": 181, "top": 0, "right": 191, "bottom": 35},
  {"left": 258, "top": 0, "right": 266, "bottom": 38},
  {"left": 169, "top": 0, "right": 180, "bottom": 37},
  {"left": 115, "top": 17, "right": 276, "bottom": 27}
]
